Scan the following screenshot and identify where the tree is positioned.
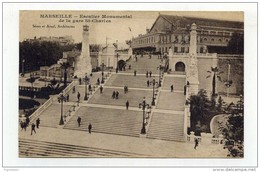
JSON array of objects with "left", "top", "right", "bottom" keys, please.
[
  {"left": 188, "top": 89, "right": 212, "bottom": 130},
  {"left": 48, "top": 78, "right": 60, "bottom": 94},
  {"left": 206, "top": 67, "right": 223, "bottom": 97}
]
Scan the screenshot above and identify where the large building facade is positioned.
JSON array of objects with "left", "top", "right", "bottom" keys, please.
[{"left": 132, "top": 14, "right": 243, "bottom": 54}]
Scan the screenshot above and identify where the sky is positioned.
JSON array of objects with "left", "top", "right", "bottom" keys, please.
[{"left": 20, "top": 11, "right": 243, "bottom": 45}]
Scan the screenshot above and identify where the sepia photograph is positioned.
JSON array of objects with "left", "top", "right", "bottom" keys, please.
[
  {"left": 2, "top": 2, "right": 258, "bottom": 169},
  {"left": 18, "top": 10, "right": 244, "bottom": 158}
]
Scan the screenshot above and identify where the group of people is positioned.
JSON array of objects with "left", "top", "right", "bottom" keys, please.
[
  {"left": 20, "top": 117, "right": 40, "bottom": 135},
  {"left": 112, "top": 90, "right": 120, "bottom": 99},
  {"left": 146, "top": 71, "right": 153, "bottom": 78},
  {"left": 77, "top": 116, "right": 92, "bottom": 134}
]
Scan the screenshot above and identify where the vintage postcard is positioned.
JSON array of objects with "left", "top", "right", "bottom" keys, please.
[
  {"left": 17, "top": 10, "right": 246, "bottom": 159},
  {"left": 0, "top": 0, "right": 258, "bottom": 169}
]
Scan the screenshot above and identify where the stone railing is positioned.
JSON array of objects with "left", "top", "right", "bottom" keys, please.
[
  {"left": 28, "top": 96, "right": 54, "bottom": 123},
  {"left": 187, "top": 132, "right": 224, "bottom": 145},
  {"left": 63, "top": 81, "right": 76, "bottom": 95}
]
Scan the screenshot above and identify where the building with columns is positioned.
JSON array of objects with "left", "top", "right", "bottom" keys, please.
[{"left": 131, "top": 14, "right": 243, "bottom": 54}]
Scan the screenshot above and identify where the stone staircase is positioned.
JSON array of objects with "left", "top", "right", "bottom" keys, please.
[
  {"left": 64, "top": 107, "right": 143, "bottom": 137},
  {"left": 147, "top": 112, "right": 185, "bottom": 142},
  {"left": 124, "top": 55, "right": 162, "bottom": 74},
  {"left": 34, "top": 104, "right": 72, "bottom": 128},
  {"left": 19, "top": 138, "right": 147, "bottom": 157}
]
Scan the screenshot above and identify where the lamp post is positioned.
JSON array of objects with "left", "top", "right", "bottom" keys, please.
[
  {"left": 84, "top": 73, "right": 89, "bottom": 100},
  {"left": 139, "top": 97, "right": 150, "bottom": 134},
  {"left": 157, "top": 64, "right": 163, "bottom": 87},
  {"left": 149, "top": 78, "right": 159, "bottom": 106},
  {"left": 101, "top": 62, "right": 105, "bottom": 83},
  {"left": 116, "top": 52, "right": 119, "bottom": 73},
  {"left": 58, "top": 92, "right": 66, "bottom": 125}
]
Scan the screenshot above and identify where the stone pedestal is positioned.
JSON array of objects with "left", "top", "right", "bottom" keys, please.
[{"left": 74, "top": 25, "right": 92, "bottom": 78}]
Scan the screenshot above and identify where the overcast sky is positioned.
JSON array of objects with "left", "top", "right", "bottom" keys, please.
[{"left": 20, "top": 11, "right": 243, "bottom": 45}]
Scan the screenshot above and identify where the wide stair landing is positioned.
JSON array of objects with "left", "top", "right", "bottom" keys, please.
[
  {"left": 64, "top": 107, "right": 143, "bottom": 137},
  {"left": 147, "top": 112, "right": 185, "bottom": 142},
  {"left": 19, "top": 138, "right": 147, "bottom": 157}
]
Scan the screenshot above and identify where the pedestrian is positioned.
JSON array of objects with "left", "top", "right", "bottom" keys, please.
[
  {"left": 72, "top": 86, "right": 75, "bottom": 93},
  {"left": 100, "top": 85, "right": 103, "bottom": 94},
  {"left": 124, "top": 86, "right": 127, "bottom": 94},
  {"left": 66, "top": 94, "right": 69, "bottom": 102},
  {"left": 134, "top": 70, "right": 137, "bottom": 76},
  {"left": 36, "top": 118, "right": 40, "bottom": 129},
  {"left": 90, "top": 73, "right": 93, "bottom": 77},
  {"left": 125, "top": 100, "right": 130, "bottom": 110},
  {"left": 26, "top": 116, "right": 30, "bottom": 127},
  {"left": 171, "top": 85, "right": 174, "bottom": 92},
  {"left": 147, "top": 80, "right": 150, "bottom": 87},
  {"left": 31, "top": 123, "right": 36, "bottom": 135},
  {"left": 88, "top": 123, "right": 92, "bottom": 134},
  {"left": 23, "top": 122, "right": 27, "bottom": 131},
  {"left": 77, "top": 116, "right": 81, "bottom": 127},
  {"left": 146, "top": 71, "right": 148, "bottom": 78},
  {"left": 149, "top": 71, "right": 152, "bottom": 77},
  {"left": 129, "top": 65, "right": 131, "bottom": 70},
  {"left": 184, "top": 85, "right": 187, "bottom": 95},
  {"left": 194, "top": 138, "right": 199, "bottom": 149},
  {"left": 97, "top": 78, "right": 100, "bottom": 85},
  {"left": 126, "top": 86, "right": 128, "bottom": 93},
  {"left": 187, "top": 81, "right": 190, "bottom": 85},
  {"left": 112, "top": 91, "right": 116, "bottom": 99},
  {"left": 115, "top": 91, "right": 119, "bottom": 99},
  {"left": 20, "top": 121, "right": 25, "bottom": 131},
  {"left": 102, "top": 71, "right": 104, "bottom": 77},
  {"left": 149, "top": 54, "right": 151, "bottom": 59},
  {"left": 88, "top": 84, "right": 92, "bottom": 92},
  {"left": 79, "top": 78, "right": 82, "bottom": 85},
  {"left": 77, "top": 92, "right": 81, "bottom": 101}
]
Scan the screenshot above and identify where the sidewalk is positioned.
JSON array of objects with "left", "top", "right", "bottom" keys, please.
[{"left": 19, "top": 126, "right": 228, "bottom": 158}]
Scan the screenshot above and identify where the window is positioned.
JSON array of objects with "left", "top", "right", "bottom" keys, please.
[
  {"left": 219, "top": 39, "right": 222, "bottom": 42},
  {"left": 174, "top": 46, "right": 178, "bottom": 53},
  {"left": 181, "top": 47, "right": 185, "bottom": 53},
  {"left": 211, "top": 38, "right": 215, "bottom": 42},
  {"left": 204, "top": 38, "right": 208, "bottom": 41}
]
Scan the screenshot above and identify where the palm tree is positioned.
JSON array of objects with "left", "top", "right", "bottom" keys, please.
[
  {"left": 206, "top": 67, "right": 223, "bottom": 97},
  {"left": 188, "top": 89, "right": 212, "bottom": 130}
]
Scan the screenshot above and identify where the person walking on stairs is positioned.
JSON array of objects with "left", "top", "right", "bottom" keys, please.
[
  {"left": 31, "top": 123, "right": 36, "bottom": 135},
  {"left": 77, "top": 116, "right": 81, "bottom": 127},
  {"left": 171, "top": 85, "right": 174, "bottom": 92},
  {"left": 126, "top": 100, "right": 129, "bottom": 110},
  {"left": 36, "top": 118, "right": 40, "bottom": 129},
  {"left": 88, "top": 123, "right": 92, "bottom": 134}
]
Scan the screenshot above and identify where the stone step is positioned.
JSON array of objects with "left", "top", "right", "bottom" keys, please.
[{"left": 19, "top": 139, "right": 146, "bottom": 157}]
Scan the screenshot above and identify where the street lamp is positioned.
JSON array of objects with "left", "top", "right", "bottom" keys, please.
[
  {"left": 116, "top": 52, "right": 119, "bottom": 73},
  {"left": 157, "top": 64, "right": 163, "bottom": 87},
  {"left": 149, "top": 78, "right": 159, "bottom": 106},
  {"left": 139, "top": 97, "right": 150, "bottom": 134},
  {"left": 84, "top": 73, "right": 90, "bottom": 100},
  {"left": 58, "top": 92, "right": 66, "bottom": 125}
]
